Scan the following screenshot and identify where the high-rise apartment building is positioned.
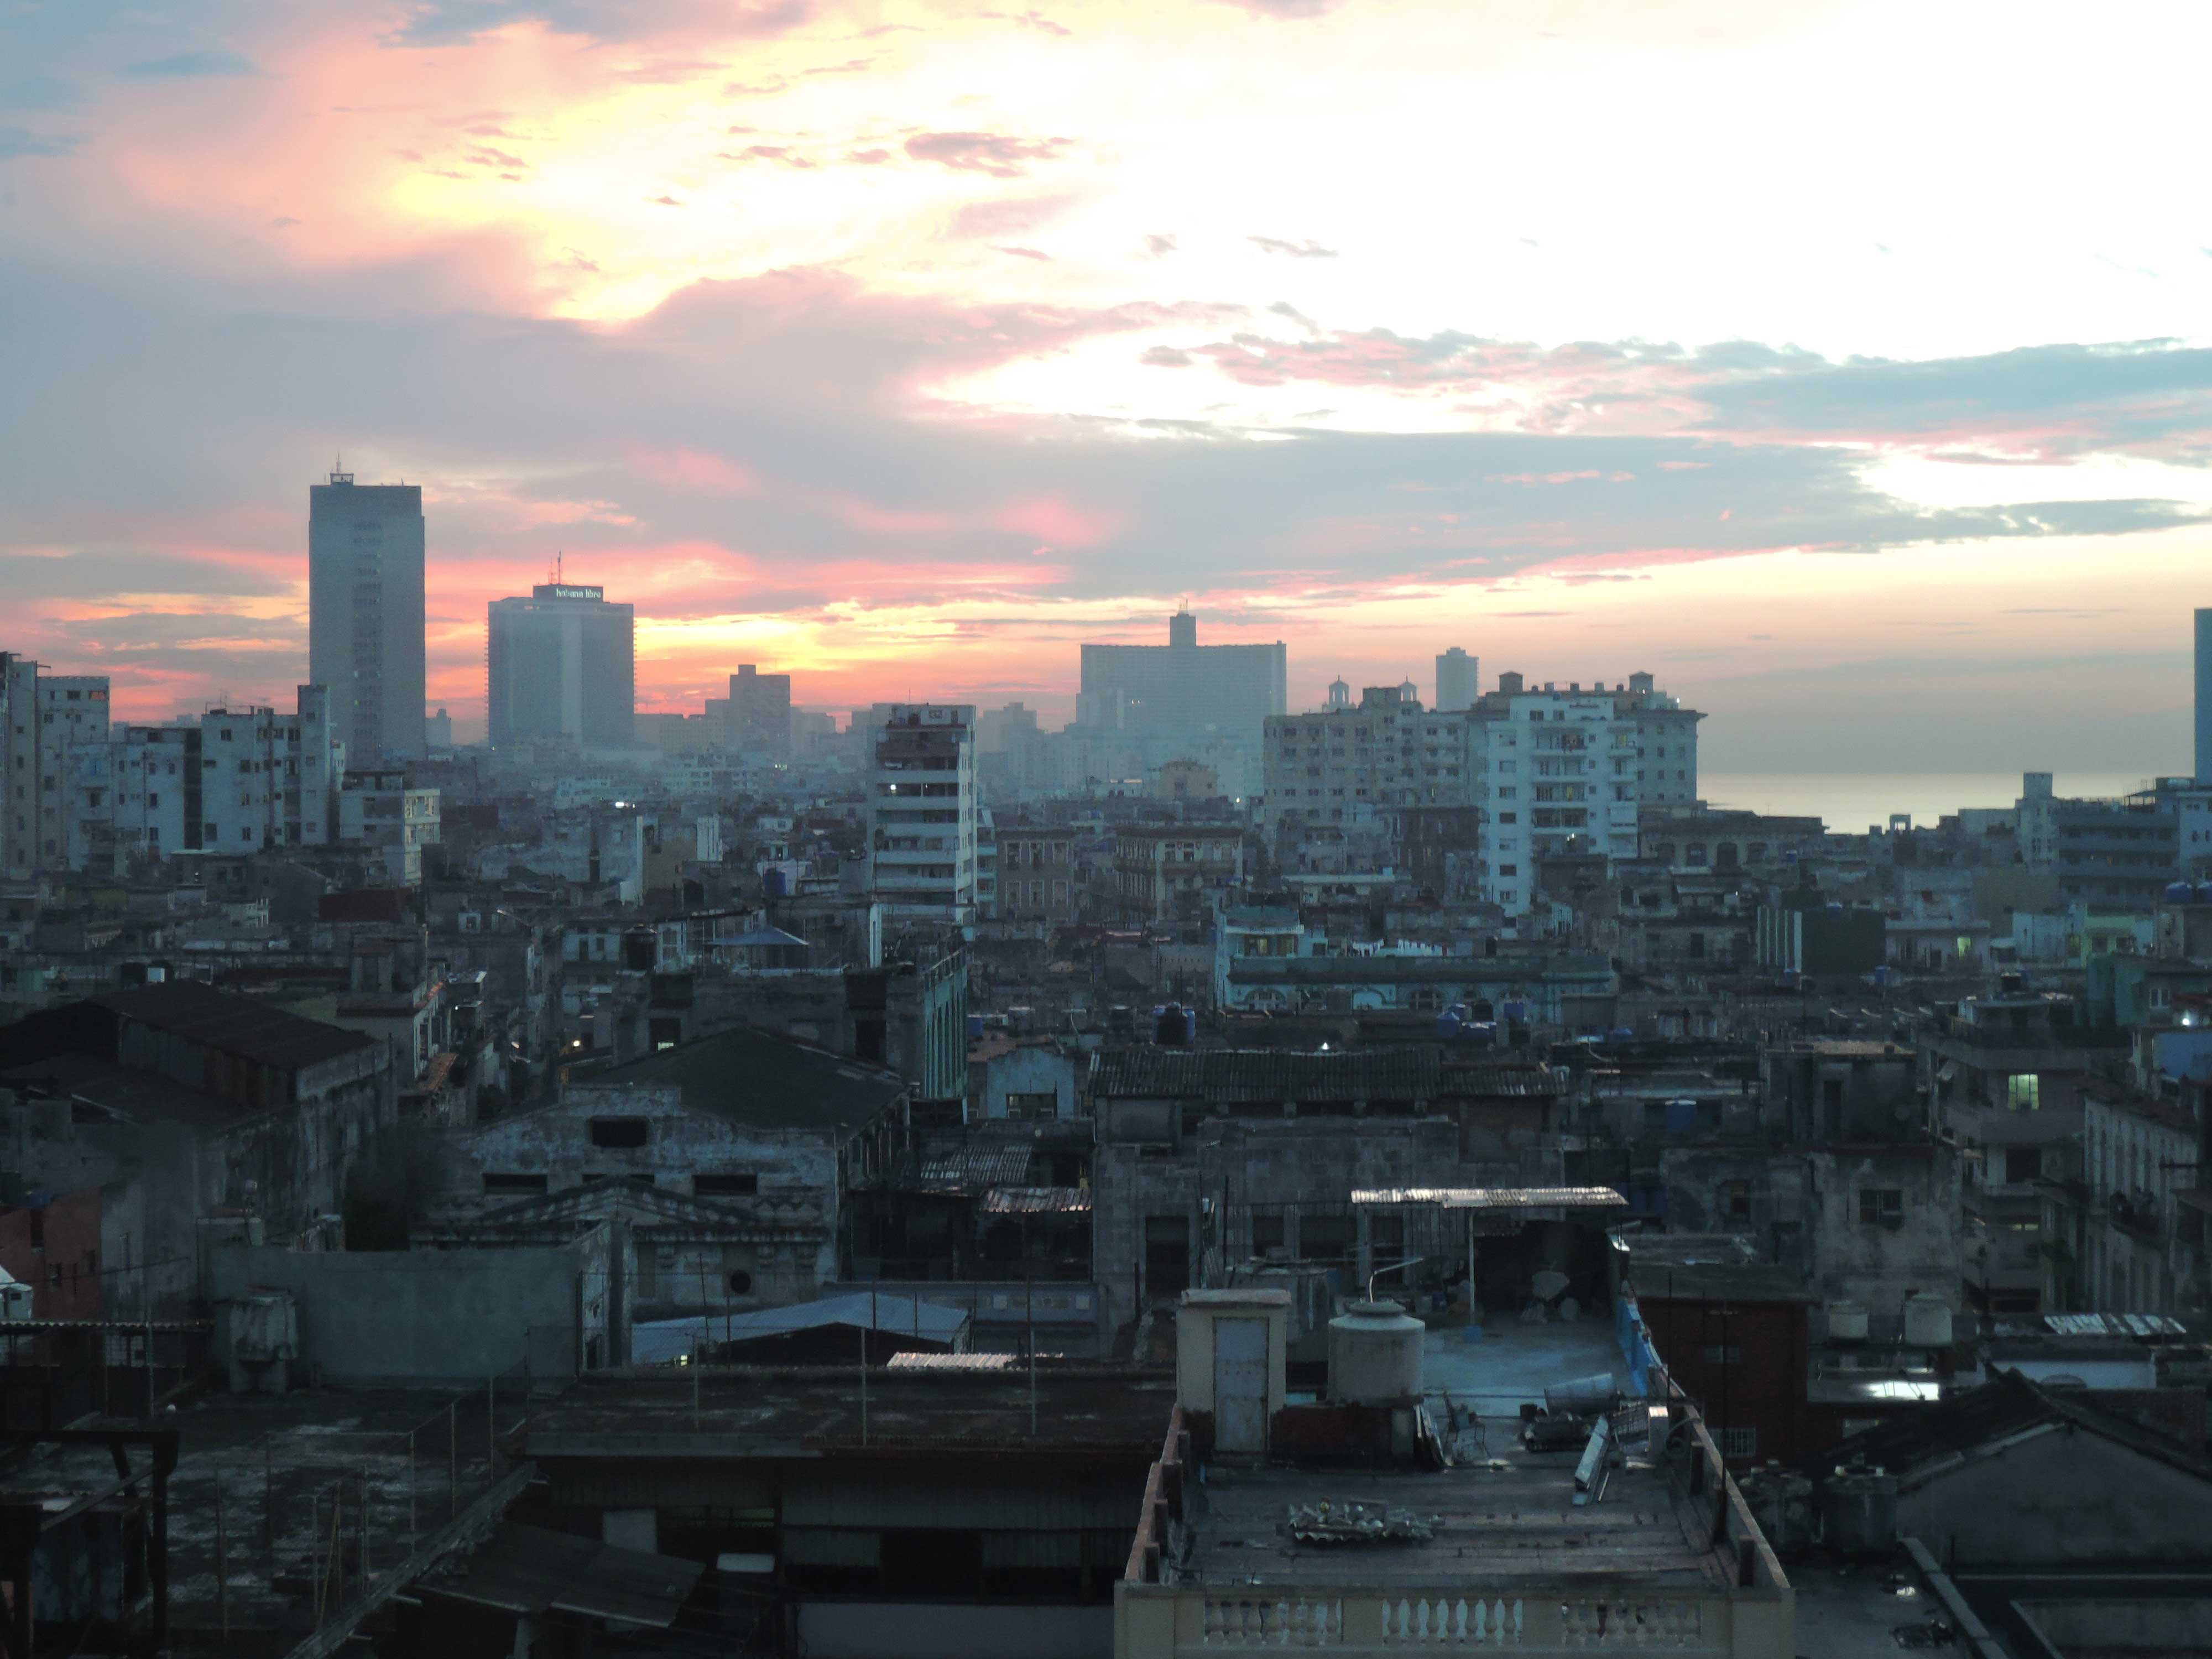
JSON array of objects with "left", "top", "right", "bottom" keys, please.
[
  {"left": 865, "top": 703, "right": 978, "bottom": 923},
  {"left": 1434, "top": 647, "right": 1479, "bottom": 712},
  {"left": 310, "top": 470, "right": 425, "bottom": 761},
  {"left": 486, "top": 582, "right": 636, "bottom": 750},
  {"left": 0, "top": 655, "right": 111, "bottom": 877},
  {"left": 61, "top": 686, "right": 344, "bottom": 872},
  {"left": 1470, "top": 671, "right": 1703, "bottom": 917},
  {"left": 1263, "top": 685, "right": 1465, "bottom": 848}
]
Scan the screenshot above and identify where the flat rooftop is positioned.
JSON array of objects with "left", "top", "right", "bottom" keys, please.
[
  {"left": 526, "top": 1365, "right": 1177, "bottom": 1459},
  {"left": 1178, "top": 1435, "right": 1724, "bottom": 1592},
  {"left": 0, "top": 1384, "right": 520, "bottom": 1648}
]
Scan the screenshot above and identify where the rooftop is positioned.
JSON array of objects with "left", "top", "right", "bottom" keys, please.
[
  {"left": 0, "top": 1050, "right": 269, "bottom": 1132},
  {"left": 1094, "top": 1046, "right": 1443, "bottom": 1104},
  {"left": 96, "top": 979, "right": 375, "bottom": 1071},
  {"left": 568, "top": 1024, "right": 907, "bottom": 1132},
  {"left": 524, "top": 1366, "right": 1176, "bottom": 1460},
  {"left": 1173, "top": 1449, "right": 1726, "bottom": 1594}
]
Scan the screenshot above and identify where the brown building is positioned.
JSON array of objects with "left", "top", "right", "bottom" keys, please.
[
  {"left": 994, "top": 823, "right": 1079, "bottom": 925},
  {"left": 1110, "top": 824, "right": 1245, "bottom": 924}
]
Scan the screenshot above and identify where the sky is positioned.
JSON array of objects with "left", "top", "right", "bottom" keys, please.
[{"left": 2, "top": 0, "right": 2210, "bottom": 773}]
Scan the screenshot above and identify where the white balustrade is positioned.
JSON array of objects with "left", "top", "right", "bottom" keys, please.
[
  {"left": 1201, "top": 1595, "right": 1345, "bottom": 1646},
  {"left": 1378, "top": 1595, "right": 1525, "bottom": 1645},
  {"left": 1557, "top": 1601, "right": 1705, "bottom": 1647}
]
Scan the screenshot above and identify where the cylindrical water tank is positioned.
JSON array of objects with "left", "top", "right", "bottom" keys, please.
[
  {"left": 1827, "top": 1300, "right": 1869, "bottom": 1341},
  {"left": 2197, "top": 883, "right": 2212, "bottom": 906},
  {"left": 1902, "top": 1293, "right": 1953, "bottom": 1348},
  {"left": 1822, "top": 1468, "right": 1898, "bottom": 1557},
  {"left": 1327, "top": 1299, "right": 1425, "bottom": 1405},
  {"left": 2168, "top": 882, "right": 2197, "bottom": 904}
]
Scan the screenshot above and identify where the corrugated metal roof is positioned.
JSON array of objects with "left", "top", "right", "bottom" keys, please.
[
  {"left": 885, "top": 1352, "right": 1015, "bottom": 1370},
  {"left": 2044, "top": 1311, "right": 2188, "bottom": 1338},
  {"left": 1351, "top": 1186, "right": 1629, "bottom": 1210},
  {"left": 980, "top": 1186, "right": 1092, "bottom": 1215},
  {"left": 917, "top": 1142, "right": 1036, "bottom": 1190}
]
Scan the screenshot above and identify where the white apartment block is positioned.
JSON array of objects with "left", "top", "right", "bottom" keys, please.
[
  {"left": 1262, "top": 685, "right": 1467, "bottom": 846},
  {"left": 865, "top": 703, "right": 978, "bottom": 924},
  {"left": 1472, "top": 672, "right": 1703, "bottom": 917},
  {"left": 1, "top": 656, "right": 112, "bottom": 878},
  {"left": 340, "top": 767, "right": 442, "bottom": 886},
  {"left": 62, "top": 686, "right": 345, "bottom": 874}
]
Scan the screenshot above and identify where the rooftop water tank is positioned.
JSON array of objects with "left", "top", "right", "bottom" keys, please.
[
  {"left": 2167, "top": 882, "right": 2198, "bottom": 904},
  {"left": 1327, "top": 1299, "right": 1425, "bottom": 1406},
  {"left": 1826, "top": 1300, "right": 1869, "bottom": 1342},
  {"left": 1902, "top": 1293, "right": 1953, "bottom": 1349},
  {"left": 1154, "top": 1003, "right": 1191, "bottom": 1046},
  {"left": 1822, "top": 1467, "right": 1897, "bottom": 1557},
  {"left": 2197, "top": 883, "right": 2212, "bottom": 905}
]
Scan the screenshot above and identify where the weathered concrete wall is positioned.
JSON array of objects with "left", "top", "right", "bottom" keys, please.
[
  {"left": 1093, "top": 1116, "right": 1458, "bottom": 1335},
  {"left": 977, "top": 1046, "right": 1082, "bottom": 1120},
  {"left": 210, "top": 1237, "right": 598, "bottom": 1380},
  {"left": 796, "top": 1602, "right": 1111, "bottom": 1659},
  {"left": 1893, "top": 1423, "right": 2212, "bottom": 1568},
  {"left": 432, "top": 1083, "right": 843, "bottom": 1306}
]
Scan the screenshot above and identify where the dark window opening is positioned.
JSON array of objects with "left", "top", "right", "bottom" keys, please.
[
  {"left": 696, "top": 1173, "right": 759, "bottom": 1197},
  {"left": 1859, "top": 1187, "right": 1904, "bottom": 1227},
  {"left": 483, "top": 1173, "right": 550, "bottom": 1196},
  {"left": 1250, "top": 1212, "right": 1286, "bottom": 1258},
  {"left": 588, "top": 1117, "right": 651, "bottom": 1149},
  {"left": 1300, "top": 1210, "right": 1354, "bottom": 1264},
  {"left": 1144, "top": 1214, "right": 1189, "bottom": 1297},
  {"left": 881, "top": 1529, "right": 982, "bottom": 1598},
  {"left": 727, "top": 1270, "right": 753, "bottom": 1295}
]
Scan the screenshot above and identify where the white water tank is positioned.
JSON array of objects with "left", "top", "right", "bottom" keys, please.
[
  {"left": 1827, "top": 1300, "right": 1869, "bottom": 1341},
  {"left": 1327, "top": 1299, "right": 1425, "bottom": 1405},
  {"left": 1902, "top": 1293, "right": 1953, "bottom": 1348}
]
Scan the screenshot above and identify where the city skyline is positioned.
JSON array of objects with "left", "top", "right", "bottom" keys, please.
[{"left": 4, "top": 1, "right": 2210, "bottom": 775}]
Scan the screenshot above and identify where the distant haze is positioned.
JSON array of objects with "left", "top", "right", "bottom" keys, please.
[{"left": 1, "top": 1, "right": 2208, "bottom": 772}]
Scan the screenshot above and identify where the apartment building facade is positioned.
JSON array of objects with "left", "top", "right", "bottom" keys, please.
[
  {"left": 1, "top": 656, "right": 112, "bottom": 878},
  {"left": 865, "top": 703, "right": 979, "bottom": 924}
]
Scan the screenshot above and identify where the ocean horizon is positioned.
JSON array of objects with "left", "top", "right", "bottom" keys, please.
[{"left": 1697, "top": 771, "right": 2171, "bottom": 834}]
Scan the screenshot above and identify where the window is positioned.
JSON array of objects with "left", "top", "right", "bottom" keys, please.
[
  {"left": 1702, "top": 1344, "right": 1745, "bottom": 1365},
  {"left": 1720, "top": 1180, "right": 1751, "bottom": 1223},
  {"left": 1859, "top": 1188, "right": 1904, "bottom": 1227},
  {"left": 2006, "top": 1073, "right": 2041, "bottom": 1112},
  {"left": 695, "top": 1173, "right": 758, "bottom": 1198},
  {"left": 2006, "top": 1146, "right": 2043, "bottom": 1184},
  {"left": 1251, "top": 1212, "right": 1286, "bottom": 1256},
  {"left": 1722, "top": 1426, "right": 1757, "bottom": 1459},
  {"left": 588, "top": 1117, "right": 651, "bottom": 1149},
  {"left": 483, "top": 1173, "right": 549, "bottom": 1196},
  {"left": 727, "top": 1269, "right": 754, "bottom": 1295},
  {"left": 1004, "top": 1091, "right": 1058, "bottom": 1121}
]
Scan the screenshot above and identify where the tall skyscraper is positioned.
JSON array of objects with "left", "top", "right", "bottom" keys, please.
[
  {"left": 486, "top": 582, "right": 636, "bottom": 750},
  {"left": 1434, "top": 646, "right": 1479, "bottom": 712},
  {"left": 309, "top": 469, "right": 425, "bottom": 760},
  {"left": 2196, "top": 609, "right": 2212, "bottom": 783}
]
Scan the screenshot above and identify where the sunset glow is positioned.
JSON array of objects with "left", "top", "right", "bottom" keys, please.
[{"left": 4, "top": 0, "right": 2209, "bottom": 771}]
